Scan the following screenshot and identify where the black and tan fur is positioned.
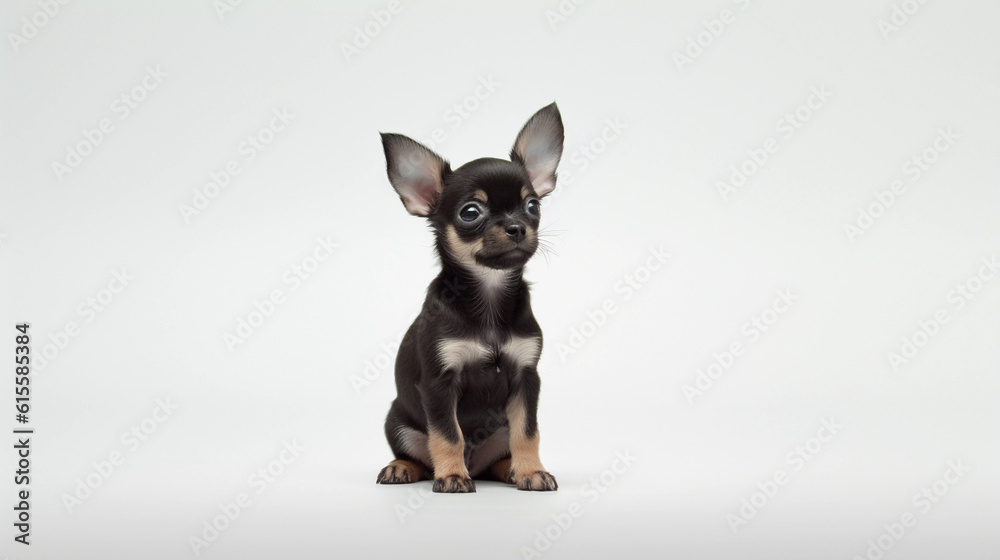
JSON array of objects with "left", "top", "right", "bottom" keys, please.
[{"left": 375, "top": 103, "right": 564, "bottom": 493}]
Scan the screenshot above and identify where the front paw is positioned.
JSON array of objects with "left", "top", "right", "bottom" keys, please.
[
  {"left": 433, "top": 474, "right": 476, "bottom": 493},
  {"left": 515, "top": 471, "right": 558, "bottom": 491},
  {"left": 376, "top": 460, "right": 425, "bottom": 484}
]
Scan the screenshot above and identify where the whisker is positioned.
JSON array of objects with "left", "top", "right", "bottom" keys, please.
[{"left": 536, "top": 239, "right": 559, "bottom": 257}]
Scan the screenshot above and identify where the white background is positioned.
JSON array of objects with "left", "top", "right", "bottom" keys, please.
[{"left": 1, "top": 1, "right": 998, "bottom": 559}]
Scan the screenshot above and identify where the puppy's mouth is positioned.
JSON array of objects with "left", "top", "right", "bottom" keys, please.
[{"left": 475, "top": 247, "right": 535, "bottom": 270}]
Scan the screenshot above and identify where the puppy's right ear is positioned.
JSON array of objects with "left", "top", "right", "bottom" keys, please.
[{"left": 380, "top": 133, "right": 450, "bottom": 217}]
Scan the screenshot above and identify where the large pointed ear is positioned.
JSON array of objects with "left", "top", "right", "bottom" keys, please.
[
  {"left": 380, "top": 133, "right": 450, "bottom": 216},
  {"left": 510, "top": 102, "right": 564, "bottom": 197}
]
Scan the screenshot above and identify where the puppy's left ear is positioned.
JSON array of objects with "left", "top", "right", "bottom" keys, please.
[{"left": 511, "top": 102, "right": 564, "bottom": 197}]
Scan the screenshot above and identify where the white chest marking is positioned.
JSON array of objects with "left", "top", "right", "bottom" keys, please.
[
  {"left": 437, "top": 336, "right": 541, "bottom": 372},
  {"left": 501, "top": 335, "right": 541, "bottom": 370},
  {"left": 475, "top": 267, "right": 513, "bottom": 295},
  {"left": 437, "top": 339, "right": 491, "bottom": 372}
]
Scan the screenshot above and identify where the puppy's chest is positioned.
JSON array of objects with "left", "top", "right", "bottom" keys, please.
[{"left": 436, "top": 334, "right": 541, "bottom": 378}]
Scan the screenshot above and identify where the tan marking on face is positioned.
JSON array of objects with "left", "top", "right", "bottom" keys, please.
[
  {"left": 506, "top": 394, "right": 546, "bottom": 477},
  {"left": 445, "top": 224, "right": 483, "bottom": 269},
  {"left": 473, "top": 190, "right": 488, "bottom": 204},
  {"left": 484, "top": 223, "right": 509, "bottom": 248},
  {"left": 428, "top": 422, "right": 469, "bottom": 479},
  {"left": 446, "top": 224, "right": 515, "bottom": 296},
  {"left": 521, "top": 185, "right": 533, "bottom": 199}
]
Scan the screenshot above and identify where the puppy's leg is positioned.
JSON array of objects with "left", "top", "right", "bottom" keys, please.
[
  {"left": 488, "top": 457, "right": 514, "bottom": 483},
  {"left": 377, "top": 400, "right": 431, "bottom": 484},
  {"left": 428, "top": 427, "right": 474, "bottom": 492},
  {"left": 506, "top": 370, "right": 557, "bottom": 491},
  {"left": 425, "top": 377, "right": 475, "bottom": 493},
  {"left": 467, "top": 425, "right": 511, "bottom": 479}
]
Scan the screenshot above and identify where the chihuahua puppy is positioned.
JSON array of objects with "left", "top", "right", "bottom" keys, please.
[{"left": 375, "top": 103, "right": 564, "bottom": 493}]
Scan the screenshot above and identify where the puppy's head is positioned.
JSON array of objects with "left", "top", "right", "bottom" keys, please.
[{"left": 381, "top": 103, "right": 564, "bottom": 272}]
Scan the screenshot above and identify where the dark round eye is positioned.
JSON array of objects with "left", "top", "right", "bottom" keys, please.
[
  {"left": 459, "top": 203, "right": 482, "bottom": 222},
  {"left": 526, "top": 198, "right": 540, "bottom": 217}
]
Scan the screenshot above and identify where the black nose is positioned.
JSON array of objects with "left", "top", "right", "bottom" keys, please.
[{"left": 505, "top": 223, "right": 526, "bottom": 243}]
